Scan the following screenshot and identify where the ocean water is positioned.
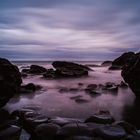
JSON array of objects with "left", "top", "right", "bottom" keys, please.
[{"left": 5, "top": 61, "right": 140, "bottom": 127}]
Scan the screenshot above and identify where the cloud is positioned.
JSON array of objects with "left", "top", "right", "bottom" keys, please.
[{"left": 0, "top": 0, "right": 140, "bottom": 60}]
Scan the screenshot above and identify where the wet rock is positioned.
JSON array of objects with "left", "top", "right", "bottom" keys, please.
[
  {"left": 109, "top": 52, "right": 135, "bottom": 70},
  {"left": 43, "top": 68, "right": 56, "bottom": 79},
  {"left": 0, "top": 58, "right": 22, "bottom": 107},
  {"left": 13, "top": 109, "right": 49, "bottom": 134},
  {"left": 0, "top": 125, "right": 21, "bottom": 140},
  {"left": 58, "top": 123, "right": 92, "bottom": 137},
  {"left": 109, "top": 65, "right": 122, "bottom": 70},
  {"left": 59, "top": 87, "right": 69, "bottom": 93},
  {"left": 52, "top": 61, "right": 90, "bottom": 78},
  {"left": 19, "top": 129, "right": 30, "bottom": 140},
  {"left": 20, "top": 83, "right": 41, "bottom": 93},
  {"left": 115, "top": 121, "right": 138, "bottom": 135},
  {"left": 101, "top": 61, "right": 112, "bottom": 66},
  {"left": 75, "top": 99, "right": 90, "bottom": 104},
  {"left": 69, "top": 88, "right": 79, "bottom": 92},
  {"left": 121, "top": 52, "right": 140, "bottom": 97},
  {"left": 85, "top": 112, "right": 115, "bottom": 124},
  {"left": 66, "top": 136, "right": 93, "bottom": 140},
  {"left": 125, "top": 135, "right": 140, "bottom": 140},
  {"left": 70, "top": 95, "right": 83, "bottom": 100},
  {"left": 118, "top": 81, "right": 128, "bottom": 88},
  {"left": 34, "top": 123, "right": 61, "bottom": 140},
  {"left": 94, "top": 125, "right": 126, "bottom": 140},
  {"left": 78, "top": 83, "right": 84, "bottom": 86},
  {"left": 102, "top": 82, "right": 118, "bottom": 92},
  {"left": 22, "top": 65, "right": 47, "bottom": 75},
  {"left": 50, "top": 117, "right": 83, "bottom": 126}
]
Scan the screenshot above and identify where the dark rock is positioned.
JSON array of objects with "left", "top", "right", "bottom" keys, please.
[
  {"left": 0, "top": 125, "right": 21, "bottom": 140},
  {"left": 102, "top": 82, "right": 118, "bottom": 92},
  {"left": 50, "top": 117, "right": 83, "bottom": 126},
  {"left": 121, "top": 52, "right": 140, "bottom": 97},
  {"left": 78, "top": 83, "right": 84, "bottom": 86},
  {"left": 0, "top": 58, "right": 22, "bottom": 107},
  {"left": 101, "top": 61, "right": 112, "bottom": 66},
  {"left": 109, "top": 52, "right": 135, "bottom": 70},
  {"left": 94, "top": 125, "right": 126, "bottom": 140},
  {"left": 52, "top": 61, "right": 90, "bottom": 78},
  {"left": 75, "top": 98, "right": 89, "bottom": 104},
  {"left": 20, "top": 83, "right": 41, "bottom": 93},
  {"left": 109, "top": 65, "right": 122, "bottom": 70},
  {"left": 43, "top": 69, "right": 56, "bottom": 79},
  {"left": 34, "top": 123, "right": 61, "bottom": 140},
  {"left": 22, "top": 65, "right": 47, "bottom": 75},
  {"left": 66, "top": 136, "right": 92, "bottom": 140},
  {"left": 85, "top": 112, "right": 115, "bottom": 124},
  {"left": 58, "top": 123, "right": 92, "bottom": 137},
  {"left": 118, "top": 81, "right": 128, "bottom": 88},
  {"left": 70, "top": 95, "right": 83, "bottom": 100}
]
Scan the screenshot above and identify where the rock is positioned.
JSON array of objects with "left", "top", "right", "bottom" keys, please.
[
  {"left": 58, "top": 123, "right": 92, "bottom": 137},
  {"left": 0, "top": 125, "right": 21, "bottom": 140},
  {"left": 50, "top": 117, "right": 83, "bottom": 126},
  {"left": 20, "top": 83, "right": 41, "bottom": 93},
  {"left": 22, "top": 65, "right": 47, "bottom": 74},
  {"left": 43, "top": 69, "right": 56, "bottom": 79},
  {"left": 78, "top": 83, "right": 84, "bottom": 86},
  {"left": 101, "top": 61, "right": 112, "bottom": 66},
  {"left": 66, "top": 136, "right": 93, "bottom": 140},
  {"left": 75, "top": 99, "right": 90, "bottom": 104},
  {"left": 52, "top": 61, "right": 90, "bottom": 78},
  {"left": 85, "top": 112, "right": 115, "bottom": 124},
  {"left": 109, "top": 52, "right": 135, "bottom": 70},
  {"left": 0, "top": 58, "right": 22, "bottom": 107},
  {"left": 13, "top": 109, "right": 49, "bottom": 134},
  {"left": 118, "top": 81, "right": 128, "bottom": 88},
  {"left": 102, "top": 82, "right": 118, "bottom": 92},
  {"left": 85, "top": 84, "right": 101, "bottom": 96},
  {"left": 121, "top": 52, "right": 140, "bottom": 97},
  {"left": 109, "top": 65, "right": 122, "bottom": 70},
  {"left": 70, "top": 95, "right": 83, "bottom": 100},
  {"left": 19, "top": 129, "right": 30, "bottom": 140},
  {"left": 34, "top": 123, "right": 61, "bottom": 140},
  {"left": 94, "top": 125, "right": 126, "bottom": 140}
]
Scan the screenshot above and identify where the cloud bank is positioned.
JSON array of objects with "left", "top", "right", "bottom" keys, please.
[{"left": 0, "top": 0, "right": 140, "bottom": 60}]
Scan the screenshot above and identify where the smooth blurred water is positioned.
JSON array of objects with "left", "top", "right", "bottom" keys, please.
[{"left": 5, "top": 61, "right": 138, "bottom": 126}]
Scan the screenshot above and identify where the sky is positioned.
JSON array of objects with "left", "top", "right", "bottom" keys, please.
[{"left": 0, "top": 0, "right": 140, "bottom": 61}]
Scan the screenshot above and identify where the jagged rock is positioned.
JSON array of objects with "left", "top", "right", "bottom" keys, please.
[
  {"left": 121, "top": 52, "right": 140, "bottom": 97},
  {"left": 0, "top": 58, "right": 22, "bottom": 107}
]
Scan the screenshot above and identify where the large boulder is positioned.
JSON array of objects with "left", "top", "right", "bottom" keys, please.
[
  {"left": 0, "top": 58, "right": 22, "bottom": 107},
  {"left": 52, "top": 61, "right": 90, "bottom": 78},
  {"left": 109, "top": 52, "right": 135, "bottom": 70},
  {"left": 121, "top": 52, "right": 140, "bottom": 97}
]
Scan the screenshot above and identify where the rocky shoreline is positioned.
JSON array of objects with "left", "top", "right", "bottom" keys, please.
[{"left": 0, "top": 51, "right": 140, "bottom": 140}]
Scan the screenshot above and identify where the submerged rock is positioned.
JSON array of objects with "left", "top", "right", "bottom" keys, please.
[
  {"left": 20, "top": 83, "right": 42, "bottom": 93},
  {"left": 0, "top": 58, "right": 22, "bottom": 107},
  {"left": 22, "top": 65, "right": 47, "bottom": 75}
]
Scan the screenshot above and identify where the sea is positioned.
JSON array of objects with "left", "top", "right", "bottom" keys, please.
[{"left": 4, "top": 61, "right": 140, "bottom": 128}]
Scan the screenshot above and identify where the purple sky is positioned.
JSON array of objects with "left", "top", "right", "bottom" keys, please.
[{"left": 0, "top": 0, "right": 140, "bottom": 60}]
